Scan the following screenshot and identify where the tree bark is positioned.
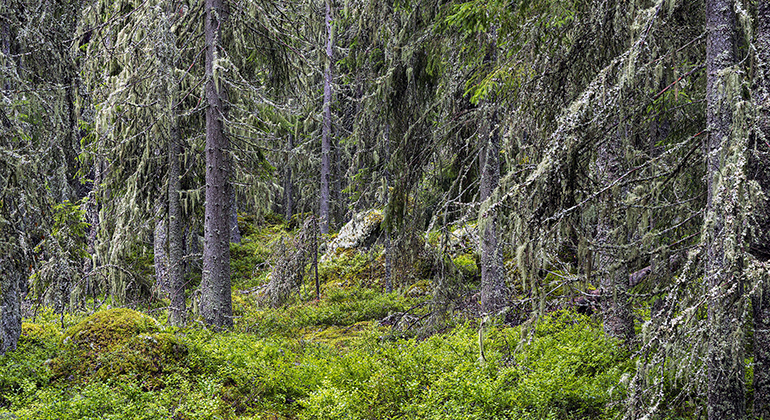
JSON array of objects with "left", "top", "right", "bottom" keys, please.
[
  {"left": 384, "top": 121, "right": 392, "bottom": 294},
  {"left": 752, "top": 1, "right": 770, "bottom": 418},
  {"left": 83, "top": 162, "right": 100, "bottom": 300},
  {"left": 479, "top": 108, "right": 506, "bottom": 314},
  {"left": 168, "top": 123, "right": 186, "bottom": 326},
  {"left": 1, "top": 0, "right": 9, "bottom": 93},
  {"left": 0, "top": 0, "right": 22, "bottom": 355},
  {"left": 284, "top": 133, "right": 294, "bottom": 220},
  {"left": 595, "top": 133, "right": 634, "bottom": 343},
  {"left": 320, "top": 0, "right": 333, "bottom": 234},
  {"left": 0, "top": 263, "right": 23, "bottom": 354},
  {"left": 201, "top": 0, "right": 232, "bottom": 329},
  {"left": 705, "top": 0, "right": 744, "bottom": 418},
  {"left": 154, "top": 215, "right": 169, "bottom": 295}
]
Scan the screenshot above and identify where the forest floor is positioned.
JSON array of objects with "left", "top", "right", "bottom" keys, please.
[{"left": 0, "top": 215, "right": 634, "bottom": 419}]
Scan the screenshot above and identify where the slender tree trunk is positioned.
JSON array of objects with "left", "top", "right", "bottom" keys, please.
[
  {"left": 0, "top": 262, "right": 22, "bottom": 354},
  {"left": 595, "top": 133, "right": 634, "bottom": 343},
  {"left": 479, "top": 108, "right": 506, "bottom": 314},
  {"left": 285, "top": 133, "right": 294, "bottom": 220},
  {"left": 320, "top": 0, "right": 333, "bottom": 234},
  {"left": 168, "top": 123, "right": 186, "bottom": 326},
  {"left": 0, "top": 0, "right": 21, "bottom": 355},
  {"left": 158, "top": 3, "right": 187, "bottom": 327},
  {"left": 230, "top": 187, "right": 241, "bottom": 244},
  {"left": 63, "top": 76, "right": 79, "bottom": 201},
  {"left": 201, "top": 0, "right": 232, "bottom": 329},
  {"left": 705, "top": 0, "right": 744, "bottom": 418},
  {"left": 1, "top": 0, "right": 9, "bottom": 93},
  {"left": 752, "top": 1, "right": 770, "bottom": 418},
  {"left": 83, "top": 164, "right": 100, "bottom": 297},
  {"left": 154, "top": 214, "right": 169, "bottom": 295},
  {"left": 384, "top": 121, "right": 392, "bottom": 294}
]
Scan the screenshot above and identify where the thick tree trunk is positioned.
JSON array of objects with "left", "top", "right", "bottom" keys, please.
[
  {"left": 752, "top": 1, "right": 770, "bottom": 418},
  {"left": 320, "top": 0, "right": 333, "bottom": 234},
  {"left": 595, "top": 135, "right": 634, "bottom": 343},
  {"left": 201, "top": 0, "right": 233, "bottom": 329},
  {"left": 479, "top": 108, "right": 506, "bottom": 314},
  {"left": 705, "top": 0, "right": 744, "bottom": 418},
  {"left": 168, "top": 123, "right": 186, "bottom": 326}
]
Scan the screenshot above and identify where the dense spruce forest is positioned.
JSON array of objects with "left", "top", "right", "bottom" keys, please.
[{"left": 1, "top": 0, "right": 769, "bottom": 418}]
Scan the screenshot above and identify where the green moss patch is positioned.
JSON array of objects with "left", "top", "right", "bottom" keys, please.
[
  {"left": 62, "top": 308, "right": 160, "bottom": 352},
  {"left": 51, "top": 309, "right": 188, "bottom": 386}
]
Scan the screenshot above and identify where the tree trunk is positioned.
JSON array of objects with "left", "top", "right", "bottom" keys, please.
[
  {"left": 752, "top": 1, "right": 770, "bottom": 417},
  {"left": 320, "top": 0, "right": 333, "bottom": 234},
  {"left": 705, "top": 0, "right": 744, "bottom": 418},
  {"left": 230, "top": 187, "right": 241, "bottom": 244},
  {"left": 0, "top": 0, "right": 22, "bottom": 355},
  {"left": 168, "top": 123, "right": 186, "bottom": 326},
  {"left": 1, "top": 0, "right": 9, "bottom": 93},
  {"left": 595, "top": 133, "right": 634, "bottom": 343},
  {"left": 154, "top": 214, "right": 168, "bottom": 295},
  {"left": 83, "top": 163, "right": 100, "bottom": 299},
  {"left": 0, "top": 263, "right": 22, "bottom": 354},
  {"left": 201, "top": 0, "right": 232, "bottom": 329},
  {"left": 384, "top": 121, "right": 392, "bottom": 294},
  {"left": 479, "top": 108, "right": 506, "bottom": 314},
  {"left": 284, "top": 133, "right": 294, "bottom": 220}
]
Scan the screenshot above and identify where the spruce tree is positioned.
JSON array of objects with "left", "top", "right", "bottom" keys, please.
[{"left": 200, "top": 0, "right": 233, "bottom": 329}]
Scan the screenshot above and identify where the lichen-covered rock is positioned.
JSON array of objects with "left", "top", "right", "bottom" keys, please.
[
  {"left": 322, "top": 210, "right": 383, "bottom": 261},
  {"left": 448, "top": 224, "right": 479, "bottom": 252}
]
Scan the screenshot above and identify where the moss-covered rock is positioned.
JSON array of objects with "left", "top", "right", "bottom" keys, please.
[
  {"left": 62, "top": 308, "right": 160, "bottom": 352},
  {"left": 93, "top": 332, "right": 188, "bottom": 389},
  {"left": 51, "top": 308, "right": 188, "bottom": 386}
]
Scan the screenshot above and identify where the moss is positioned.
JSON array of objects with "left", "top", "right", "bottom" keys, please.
[
  {"left": 407, "top": 279, "right": 431, "bottom": 297},
  {"left": 302, "top": 322, "right": 376, "bottom": 348},
  {"left": 93, "top": 332, "right": 188, "bottom": 390},
  {"left": 62, "top": 308, "right": 160, "bottom": 352},
  {"left": 51, "top": 308, "right": 172, "bottom": 382}
]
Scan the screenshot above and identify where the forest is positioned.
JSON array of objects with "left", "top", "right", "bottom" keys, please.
[{"left": 1, "top": 0, "right": 769, "bottom": 418}]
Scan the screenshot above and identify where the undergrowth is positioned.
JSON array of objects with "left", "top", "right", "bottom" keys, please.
[{"left": 0, "top": 217, "right": 636, "bottom": 419}]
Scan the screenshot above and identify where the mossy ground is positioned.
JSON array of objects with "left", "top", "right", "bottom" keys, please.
[{"left": 0, "top": 217, "right": 636, "bottom": 419}]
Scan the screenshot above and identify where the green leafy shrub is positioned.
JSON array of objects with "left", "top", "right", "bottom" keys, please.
[
  {"left": 452, "top": 253, "right": 479, "bottom": 280},
  {"left": 511, "top": 311, "right": 632, "bottom": 418},
  {"left": 230, "top": 229, "right": 278, "bottom": 288},
  {"left": 297, "top": 312, "right": 632, "bottom": 420},
  {"left": 19, "top": 322, "right": 61, "bottom": 347},
  {"left": 0, "top": 323, "right": 60, "bottom": 410}
]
